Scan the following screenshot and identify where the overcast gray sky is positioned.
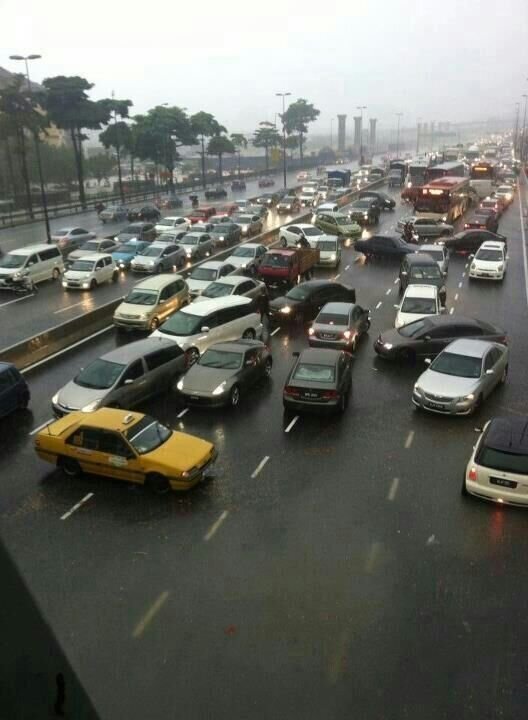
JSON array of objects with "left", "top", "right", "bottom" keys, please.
[{"left": 3, "top": 0, "right": 528, "bottom": 135}]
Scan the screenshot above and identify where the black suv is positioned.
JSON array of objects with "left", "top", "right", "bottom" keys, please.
[
  {"left": 127, "top": 205, "right": 161, "bottom": 222},
  {"left": 348, "top": 198, "right": 381, "bottom": 226},
  {"left": 358, "top": 190, "right": 395, "bottom": 210},
  {"left": 354, "top": 235, "right": 416, "bottom": 260},
  {"left": 268, "top": 280, "right": 356, "bottom": 323},
  {"left": 399, "top": 253, "right": 447, "bottom": 305},
  {"left": 205, "top": 186, "right": 228, "bottom": 200}
]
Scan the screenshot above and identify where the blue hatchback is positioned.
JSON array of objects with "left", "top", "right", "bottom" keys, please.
[
  {"left": 112, "top": 240, "right": 150, "bottom": 270},
  {"left": 0, "top": 362, "right": 30, "bottom": 418}
]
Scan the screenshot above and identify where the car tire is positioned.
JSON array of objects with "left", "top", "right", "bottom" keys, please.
[
  {"left": 18, "top": 391, "right": 30, "bottom": 409},
  {"left": 500, "top": 365, "right": 508, "bottom": 384},
  {"left": 112, "top": 271, "right": 119, "bottom": 283},
  {"left": 364, "top": 320, "right": 371, "bottom": 333},
  {"left": 149, "top": 317, "right": 160, "bottom": 331},
  {"left": 52, "top": 268, "right": 61, "bottom": 281},
  {"left": 471, "top": 395, "right": 483, "bottom": 415},
  {"left": 90, "top": 279, "right": 97, "bottom": 290},
  {"left": 398, "top": 348, "right": 416, "bottom": 364},
  {"left": 338, "top": 392, "right": 348, "bottom": 413},
  {"left": 242, "top": 328, "right": 256, "bottom": 339},
  {"left": 59, "top": 456, "right": 81, "bottom": 478},
  {"left": 146, "top": 473, "right": 170, "bottom": 495},
  {"left": 280, "top": 237, "right": 287, "bottom": 247},
  {"left": 229, "top": 385, "right": 240, "bottom": 408},
  {"left": 263, "top": 357, "right": 272, "bottom": 378}
]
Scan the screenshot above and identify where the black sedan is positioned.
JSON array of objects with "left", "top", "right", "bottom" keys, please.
[
  {"left": 444, "top": 230, "right": 507, "bottom": 254},
  {"left": 464, "top": 208, "right": 499, "bottom": 234},
  {"left": 373, "top": 315, "right": 507, "bottom": 363},
  {"left": 204, "top": 186, "right": 228, "bottom": 200},
  {"left": 354, "top": 235, "right": 416, "bottom": 260},
  {"left": 231, "top": 179, "right": 246, "bottom": 191},
  {"left": 114, "top": 222, "right": 157, "bottom": 243},
  {"left": 177, "top": 340, "right": 272, "bottom": 408},
  {"left": 209, "top": 223, "right": 242, "bottom": 248},
  {"left": 283, "top": 348, "right": 352, "bottom": 414},
  {"left": 348, "top": 198, "right": 381, "bottom": 225},
  {"left": 268, "top": 280, "right": 356, "bottom": 324},
  {"left": 127, "top": 205, "right": 161, "bottom": 222},
  {"left": 255, "top": 192, "right": 280, "bottom": 207},
  {"left": 358, "top": 190, "right": 396, "bottom": 210}
]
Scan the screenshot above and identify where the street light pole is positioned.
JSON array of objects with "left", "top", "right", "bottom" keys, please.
[
  {"left": 276, "top": 92, "right": 291, "bottom": 188},
  {"left": 395, "top": 113, "right": 403, "bottom": 158},
  {"left": 9, "top": 53, "right": 51, "bottom": 242},
  {"left": 514, "top": 103, "right": 520, "bottom": 158},
  {"left": 521, "top": 93, "right": 528, "bottom": 163},
  {"left": 357, "top": 106, "right": 366, "bottom": 165},
  {"left": 416, "top": 117, "right": 422, "bottom": 155},
  {"left": 111, "top": 90, "right": 125, "bottom": 204}
]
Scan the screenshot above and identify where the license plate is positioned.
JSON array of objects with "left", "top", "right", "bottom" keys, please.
[
  {"left": 427, "top": 401, "right": 444, "bottom": 410},
  {"left": 321, "top": 333, "right": 335, "bottom": 339},
  {"left": 303, "top": 392, "right": 319, "bottom": 399},
  {"left": 490, "top": 477, "right": 517, "bottom": 489}
]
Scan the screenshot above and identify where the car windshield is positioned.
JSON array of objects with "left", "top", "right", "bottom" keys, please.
[
  {"left": 317, "top": 241, "right": 337, "bottom": 251},
  {"left": 0, "top": 253, "right": 26, "bottom": 268},
  {"left": 202, "top": 282, "right": 233, "bottom": 298},
  {"left": 476, "top": 249, "right": 503, "bottom": 261},
  {"left": 422, "top": 249, "right": 443, "bottom": 261},
  {"left": 182, "top": 236, "right": 199, "bottom": 245},
  {"left": 317, "top": 313, "right": 348, "bottom": 326},
  {"left": 286, "top": 285, "right": 310, "bottom": 300},
  {"left": 478, "top": 446, "right": 528, "bottom": 475},
  {"left": 232, "top": 247, "right": 255, "bottom": 258},
  {"left": 233, "top": 215, "right": 252, "bottom": 223},
  {"left": 124, "top": 288, "right": 158, "bottom": 306},
  {"left": 190, "top": 267, "right": 217, "bottom": 281},
  {"left": 410, "top": 266, "right": 441, "bottom": 280},
  {"left": 142, "top": 247, "right": 164, "bottom": 257},
  {"left": 430, "top": 351, "right": 482, "bottom": 378},
  {"left": 303, "top": 227, "right": 322, "bottom": 236},
  {"left": 199, "top": 349, "right": 242, "bottom": 370},
  {"left": 401, "top": 297, "right": 437, "bottom": 314},
  {"left": 126, "top": 417, "right": 172, "bottom": 455},
  {"left": 159, "top": 310, "right": 203, "bottom": 336},
  {"left": 117, "top": 242, "right": 142, "bottom": 253},
  {"left": 70, "top": 260, "right": 95, "bottom": 272},
  {"left": 263, "top": 254, "right": 289, "bottom": 268},
  {"left": 81, "top": 241, "right": 99, "bottom": 251},
  {"left": 398, "top": 319, "right": 427, "bottom": 337},
  {"left": 476, "top": 208, "right": 494, "bottom": 217},
  {"left": 158, "top": 219, "right": 175, "bottom": 226},
  {"left": 121, "top": 226, "right": 140, "bottom": 234},
  {"left": 293, "top": 362, "right": 335, "bottom": 383},
  {"left": 354, "top": 200, "right": 370, "bottom": 208},
  {"left": 212, "top": 224, "right": 232, "bottom": 233},
  {"left": 497, "top": 187, "right": 511, "bottom": 193},
  {"left": 74, "top": 358, "right": 125, "bottom": 389}
]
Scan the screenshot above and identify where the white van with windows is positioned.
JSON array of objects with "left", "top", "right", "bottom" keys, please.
[
  {"left": 62, "top": 253, "right": 118, "bottom": 290},
  {"left": 150, "top": 296, "right": 262, "bottom": 364},
  {"left": 0, "top": 243, "right": 64, "bottom": 287}
]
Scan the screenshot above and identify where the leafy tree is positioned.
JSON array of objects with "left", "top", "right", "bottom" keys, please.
[
  {"left": 134, "top": 106, "right": 196, "bottom": 190},
  {"left": 41, "top": 76, "right": 112, "bottom": 207},
  {"left": 230, "top": 133, "right": 247, "bottom": 177},
  {"left": 85, "top": 152, "right": 115, "bottom": 185},
  {"left": 207, "top": 135, "right": 235, "bottom": 181},
  {"left": 281, "top": 98, "right": 320, "bottom": 165},
  {"left": 99, "top": 98, "right": 132, "bottom": 201},
  {"left": 284, "top": 134, "right": 300, "bottom": 160},
  {"left": 191, "top": 112, "right": 226, "bottom": 188},
  {"left": 28, "top": 144, "right": 77, "bottom": 187},
  {"left": 252, "top": 122, "right": 281, "bottom": 172},
  {"left": 317, "top": 146, "right": 336, "bottom": 164}
]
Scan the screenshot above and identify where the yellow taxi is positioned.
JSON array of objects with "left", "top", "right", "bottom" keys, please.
[{"left": 34, "top": 408, "right": 217, "bottom": 493}]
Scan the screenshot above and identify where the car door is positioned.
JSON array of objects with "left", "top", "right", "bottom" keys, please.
[
  {"left": 237, "top": 279, "right": 259, "bottom": 299},
  {"left": 419, "top": 325, "right": 455, "bottom": 357},
  {"left": 161, "top": 245, "right": 177, "bottom": 270},
  {"left": 285, "top": 226, "right": 300, "bottom": 244},
  {"left": 337, "top": 353, "right": 352, "bottom": 396},
  {"left": 64, "top": 426, "right": 106, "bottom": 476},
  {"left": 144, "top": 344, "right": 186, "bottom": 398},
  {"left": 241, "top": 347, "right": 260, "bottom": 387},
  {"left": 96, "top": 430, "right": 143, "bottom": 483},
  {"left": 109, "top": 359, "right": 148, "bottom": 407},
  {"left": 482, "top": 347, "right": 504, "bottom": 396},
  {"left": 0, "top": 369, "right": 17, "bottom": 416},
  {"left": 351, "top": 305, "right": 364, "bottom": 334},
  {"left": 199, "top": 235, "right": 211, "bottom": 257},
  {"left": 24, "top": 253, "right": 41, "bottom": 283},
  {"left": 159, "top": 281, "right": 179, "bottom": 321}
]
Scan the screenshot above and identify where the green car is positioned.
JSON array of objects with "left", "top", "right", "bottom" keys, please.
[{"left": 314, "top": 212, "right": 362, "bottom": 238}]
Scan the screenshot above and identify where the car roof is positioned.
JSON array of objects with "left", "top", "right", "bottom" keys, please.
[
  {"left": 162, "top": 216, "right": 186, "bottom": 221},
  {"left": 9, "top": 243, "right": 58, "bottom": 255},
  {"left": 478, "top": 241, "right": 504, "bottom": 250},
  {"left": 428, "top": 315, "right": 494, "bottom": 329},
  {"left": 320, "top": 302, "right": 354, "bottom": 313},
  {"left": 131, "top": 273, "right": 183, "bottom": 290},
  {"left": 209, "top": 275, "right": 254, "bottom": 286},
  {"left": 444, "top": 338, "right": 495, "bottom": 357},
  {"left": 484, "top": 417, "right": 528, "bottom": 455},
  {"left": 208, "top": 339, "right": 265, "bottom": 353},
  {"left": 74, "top": 253, "right": 112, "bottom": 261},
  {"left": 403, "top": 284, "right": 438, "bottom": 298},
  {"left": 194, "top": 260, "right": 225, "bottom": 270},
  {"left": 298, "top": 348, "right": 342, "bottom": 365},
  {"left": 234, "top": 243, "right": 262, "bottom": 249},
  {"left": 181, "top": 295, "right": 252, "bottom": 315},
  {"left": 404, "top": 253, "right": 438, "bottom": 265},
  {"left": 69, "top": 408, "right": 146, "bottom": 432},
  {"left": 295, "top": 279, "right": 340, "bottom": 289},
  {"left": 100, "top": 337, "right": 177, "bottom": 364},
  {"left": 419, "top": 244, "right": 444, "bottom": 251}
]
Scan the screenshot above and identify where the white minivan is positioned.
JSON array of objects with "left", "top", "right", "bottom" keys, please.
[
  {"left": 62, "top": 253, "right": 118, "bottom": 290},
  {"left": 151, "top": 296, "right": 263, "bottom": 364},
  {"left": 0, "top": 243, "right": 64, "bottom": 287}
]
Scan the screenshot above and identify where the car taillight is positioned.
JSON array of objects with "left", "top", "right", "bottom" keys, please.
[
  {"left": 499, "top": 336, "right": 508, "bottom": 345},
  {"left": 284, "top": 386, "right": 300, "bottom": 397},
  {"left": 322, "top": 390, "right": 338, "bottom": 399},
  {"left": 468, "top": 467, "right": 477, "bottom": 482}
]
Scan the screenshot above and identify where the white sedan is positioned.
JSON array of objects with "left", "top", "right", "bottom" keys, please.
[{"left": 279, "top": 223, "right": 328, "bottom": 249}]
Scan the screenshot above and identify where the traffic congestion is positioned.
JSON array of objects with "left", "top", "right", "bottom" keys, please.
[{"left": 2, "top": 139, "right": 528, "bottom": 718}]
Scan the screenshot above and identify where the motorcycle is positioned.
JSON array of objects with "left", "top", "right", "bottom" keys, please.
[
  {"left": 94, "top": 201, "right": 106, "bottom": 214},
  {"left": 189, "top": 194, "right": 199, "bottom": 209},
  {"left": 11, "top": 272, "right": 37, "bottom": 296}
]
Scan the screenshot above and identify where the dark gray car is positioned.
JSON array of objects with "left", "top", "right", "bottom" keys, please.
[
  {"left": 177, "top": 340, "right": 272, "bottom": 408},
  {"left": 51, "top": 338, "right": 186, "bottom": 416}
]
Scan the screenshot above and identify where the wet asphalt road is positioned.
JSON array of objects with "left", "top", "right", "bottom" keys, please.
[{"left": 1, "top": 181, "right": 528, "bottom": 719}]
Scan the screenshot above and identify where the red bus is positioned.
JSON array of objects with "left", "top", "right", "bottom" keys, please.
[
  {"left": 425, "top": 161, "right": 466, "bottom": 182},
  {"left": 413, "top": 176, "right": 470, "bottom": 223}
]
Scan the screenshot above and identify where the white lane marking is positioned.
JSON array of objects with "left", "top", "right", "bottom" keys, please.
[
  {"left": 518, "top": 178, "right": 528, "bottom": 308},
  {"left": 404, "top": 430, "right": 414, "bottom": 449},
  {"left": 334, "top": 273, "right": 341, "bottom": 280},
  {"left": 458, "top": 281, "right": 463, "bottom": 288},
  {"left": 462, "top": 272, "right": 466, "bottom": 278},
  {"left": 375, "top": 301, "right": 382, "bottom": 309},
  {"left": 54, "top": 300, "right": 86, "bottom": 315},
  {"left": 60, "top": 492, "right": 94, "bottom": 521},
  {"left": 393, "top": 278, "right": 399, "bottom": 285},
  {"left": 364, "top": 541, "right": 383, "bottom": 573},
  {"left": 270, "top": 326, "right": 281, "bottom": 336},
  {"left": 454, "top": 293, "right": 459, "bottom": 301},
  {"left": 20, "top": 325, "right": 113, "bottom": 375},
  {"left": 0, "top": 293, "right": 35, "bottom": 308},
  {"left": 387, "top": 477, "right": 400, "bottom": 501},
  {"left": 251, "top": 455, "right": 270, "bottom": 478},
  {"left": 132, "top": 590, "right": 170, "bottom": 639},
  {"left": 285, "top": 415, "right": 299, "bottom": 433},
  {"left": 345, "top": 264, "right": 350, "bottom": 271},
  {"left": 204, "top": 510, "right": 229, "bottom": 542},
  {"left": 29, "top": 418, "right": 53, "bottom": 436},
  {"left": 449, "top": 307, "right": 454, "bottom": 315},
  {"left": 385, "top": 288, "right": 392, "bottom": 295},
  {"left": 177, "top": 408, "right": 188, "bottom": 418}
]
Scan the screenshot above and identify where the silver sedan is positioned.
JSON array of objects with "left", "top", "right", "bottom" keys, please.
[
  {"left": 412, "top": 338, "right": 508, "bottom": 415},
  {"left": 397, "top": 216, "right": 454, "bottom": 238}
]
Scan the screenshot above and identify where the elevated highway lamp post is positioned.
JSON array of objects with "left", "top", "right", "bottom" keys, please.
[
  {"left": 276, "top": 92, "right": 291, "bottom": 187},
  {"left": 357, "top": 106, "right": 366, "bottom": 165}
]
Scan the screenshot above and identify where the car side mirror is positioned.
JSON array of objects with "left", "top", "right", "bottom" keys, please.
[
  {"left": 424, "top": 357, "right": 432, "bottom": 365},
  {"left": 400, "top": 270, "right": 407, "bottom": 276},
  {"left": 292, "top": 351, "right": 300, "bottom": 358},
  {"left": 201, "top": 326, "right": 210, "bottom": 333},
  {"left": 486, "top": 369, "right": 494, "bottom": 375},
  {"left": 443, "top": 271, "right": 448, "bottom": 278},
  {"left": 245, "top": 359, "right": 254, "bottom": 366},
  {"left": 469, "top": 254, "right": 474, "bottom": 259},
  {"left": 124, "top": 378, "right": 134, "bottom": 385}
]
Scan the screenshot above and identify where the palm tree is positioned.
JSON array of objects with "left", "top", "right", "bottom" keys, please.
[
  {"left": 253, "top": 122, "right": 281, "bottom": 173},
  {"left": 191, "top": 112, "right": 226, "bottom": 188},
  {"left": 230, "top": 133, "right": 248, "bottom": 177},
  {"left": 207, "top": 135, "right": 235, "bottom": 182}
]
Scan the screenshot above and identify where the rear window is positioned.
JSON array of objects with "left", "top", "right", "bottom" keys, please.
[
  {"left": 316, "top": 313, "right": 348, "bottom": 326},
  {"left": 293, "top": 362, "right": 335, "bottom": 383},
  {"left": 477, "top": 446, "right": 528, "bottom": 475}
]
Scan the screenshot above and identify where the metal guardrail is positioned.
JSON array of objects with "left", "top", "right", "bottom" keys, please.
[{"left": 0, "top": 178, "right": 386, "bottom": 371}]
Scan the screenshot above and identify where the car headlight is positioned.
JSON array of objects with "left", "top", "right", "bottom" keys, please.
[
  {"left": 363, "top": 213, "right": 369, "bottom": 218},
  {"left": 148, "top": 260, "right": 155, "bottom": 266},
  {"left": 471, "top": 263, "right": 477, "bottom": 270},
  {"left": 242, "top": 225, "right": 248, "bottom": 232},
  {"left": 82, "top": 282, "right": 90, "bottom": 289},
  {"left": 139, "top": 313, "right": 149, "bottom": 320},
  {"left": 330, "top": 254, "right": 336, "bottom": 260},
  {"left": 212, "top": 381, "right": 227, "bottom": 396},
  {"left": 383, "top": 343, "right": 393, "bottom": 350},
  {"left": 186, "top": 250, "right": 192, "bottom": 257},
  {"left": 52, "top": 393, "right": 59, "bottom": 405},
  {"left": 497, "top": 264, "right": 504, "bottom": 271},
  {"left": 82, "top": 399, "right": 102, "bottom": 413},
  {"left": 62, "top": 281, "right": 68, "bottom": 288},
  {"left": 442, "top": 216, "right": 447, "bottom": 222},
  {"left": 218, "top": 236, "right": 225, "bottom": 242},
  {"left": 413, "top": 385, "right": 423, "bottom": 395},
  {"left": 457, "top": 393, "right": 474, "bottom": 403},
  {"left": 176, "top": 379, "right": 184, "bottom": 391},
  {"left": 280, "top": 306, "right": 292, "bottom": 314}
]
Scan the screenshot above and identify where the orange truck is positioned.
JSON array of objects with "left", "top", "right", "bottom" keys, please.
[{"left": 257, "top": 247, "right": 319, "bottom": 287}]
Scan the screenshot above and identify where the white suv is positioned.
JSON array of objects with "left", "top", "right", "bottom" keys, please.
[
  {"left": 395, "top": 284, "right": 442, "bottom": 329},
  {"left": 469, "top": 241, "right": 508, "bottom": 281},
  {"left": 62, "top": 253, "right": 118, "bottom": 290},
  {"left": 151, "top": 296, "right": 262, "bottom": 364}
]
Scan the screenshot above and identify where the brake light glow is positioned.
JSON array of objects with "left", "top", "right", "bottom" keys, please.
[
  {"left": 322, "top": 390, "right": 338, "bottom": 399},
  {"left": 284, "top": 386, "right": 300, "bottom": 397},
  {"left": 468, "top": 467, "right": 477, "bottom": 482}
]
